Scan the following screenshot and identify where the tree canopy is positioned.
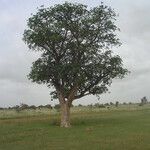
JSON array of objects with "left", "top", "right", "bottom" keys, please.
[{"left": 23, "top": 2, "right": 128, "bottom": 127}]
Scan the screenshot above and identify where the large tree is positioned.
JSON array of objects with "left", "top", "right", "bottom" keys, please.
[{"left": 23, "top": 2, "right": 128, "bottom": 127}]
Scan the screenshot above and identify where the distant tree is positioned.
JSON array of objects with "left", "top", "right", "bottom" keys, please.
[
  {"left": 23, "top": 2, "right": 128, "bottom": 127},
  {"left": 115, "top": 101, "right": 119, "bottom": 107},
  {"left": 38, "top": 105, "right": 44, "bottom": 109},
  {"left": 94, "top": 103, "right": 100, "bottom": 108},
  {"left": 20, "top": 103, "right": 29, "bottom": 110},
  {"left": 99, "top": 104, "right": 106, "bottom": 108},
  {"left": 141, "top": 96, "right": 148, "bottom": 105},
  {"left": 78, "top": 104, "right": 83, "bottom": 107},
  {"left": 88, "top": 104, "right": 93, "bottom": 108},
  {"left": 110, "top": 102, "right": 114, "bottom": 105},
  {"left": 14, "top": 105, "right": 20, "bottom": 109},
  {"left": 29, "top": 105, "right": 37, "bottom": 110},
  {"left": 0, "top": 107, "right": 4, "bottom": 110},
  {"left": 104, "top": 103, "right": 109, "bottom": 106},
  {"left": 45, "top": 104, "right": 53, "bottom": 109},
  {"left": 94, "top": 103, "right": 105, "bottom": 108}
]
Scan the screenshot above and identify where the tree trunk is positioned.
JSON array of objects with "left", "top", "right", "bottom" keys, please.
[{"left": 60, "top": 102, "right": 71, "bottom": 128}]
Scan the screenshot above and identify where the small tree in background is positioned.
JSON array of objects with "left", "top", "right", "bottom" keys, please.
[
  {"left": 140, "top": 96, "right": 148, "bottom": 105},
  {"left": 123, "top": 102, "right": 127, "bottom": 105},
  {"left": 20, "top": 103, "right": 29, "bottom": 110},
  {"left": 29, "top": 105, "right": 37, "bottom": 110},
  {"left": 23, "top": 2, "right": 128, "bottom": 127},
  {"left": 115, "top": 101, "right": 119, "bottom": 107},
  {"left": 110, "top": 102, "right": 114, "bottom": 105}
]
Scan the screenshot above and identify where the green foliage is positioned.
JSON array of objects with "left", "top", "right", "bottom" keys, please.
[{"left": 23, "top": 2, "right": 128, "bottom": 100}]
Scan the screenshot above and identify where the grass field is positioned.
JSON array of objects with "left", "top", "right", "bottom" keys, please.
[{"left": 0, "top": 105, "right": 150, "bottom": 150}]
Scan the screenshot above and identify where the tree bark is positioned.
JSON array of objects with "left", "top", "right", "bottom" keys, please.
[
  {"left": 60, "top": 102, "right": 71, "bottom": 127},
  {"left": 56, "top": 87, "right": 75, "bottom": 128}
]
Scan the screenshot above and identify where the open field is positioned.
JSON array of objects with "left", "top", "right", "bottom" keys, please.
[{"left": 0, "top": 104, "right": 150, "bottom": 150}]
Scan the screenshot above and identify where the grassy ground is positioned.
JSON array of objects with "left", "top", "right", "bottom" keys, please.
[{"left": 0, "top": 105, "right": 150, "bottom": 150}]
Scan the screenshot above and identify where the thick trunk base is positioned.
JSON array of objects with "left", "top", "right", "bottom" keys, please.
[
  {"left": 60, "top": 121, "right": 71, "bottom": 128},
  {"left": 60, "top": 102, "right": 71, "bottom": 128}
]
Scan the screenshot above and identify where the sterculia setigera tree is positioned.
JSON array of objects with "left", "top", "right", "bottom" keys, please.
[{"left": 23, "top": 2, "right": 128, "bottom": 127}]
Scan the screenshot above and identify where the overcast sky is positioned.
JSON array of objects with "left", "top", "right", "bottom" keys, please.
[{"left": 0, "top": 0, "right": 150, "bottom": 107}]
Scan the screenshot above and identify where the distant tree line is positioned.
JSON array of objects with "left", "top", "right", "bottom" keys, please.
[
  {"left": 0, "top": 97, "right": 148, "bottom": 111},
  {"left": 0, "top": 103, "right": 53, "bottom": 111},
  {"left": 79, "top": 101, "right": 119, "bottom": 108}
]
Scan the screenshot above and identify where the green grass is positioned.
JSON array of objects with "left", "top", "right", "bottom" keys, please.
[{"left": 0, "top": 106, "right": 150, "bottom": 150}]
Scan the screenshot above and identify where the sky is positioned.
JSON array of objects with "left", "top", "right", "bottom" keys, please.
[{"left": 0, "top": 0, "right": 150, "bottom": 107}]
